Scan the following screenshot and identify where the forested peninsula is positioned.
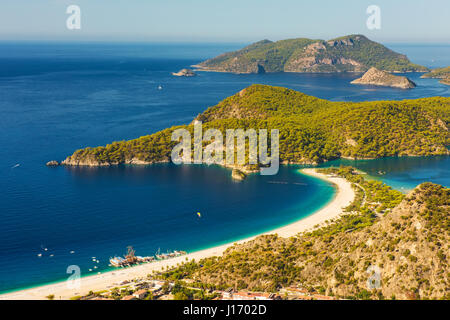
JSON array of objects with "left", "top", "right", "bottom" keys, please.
[{"left": 61, "top": 84, "right": 449, "bottom": 167}]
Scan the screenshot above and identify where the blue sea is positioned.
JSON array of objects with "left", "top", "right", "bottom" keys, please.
[{"left": 0, "top": 42, "right": 449, "bottom": 293}]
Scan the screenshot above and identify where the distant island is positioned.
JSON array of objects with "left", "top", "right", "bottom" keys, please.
[
  {"left": 421, "top": 66, "right": 450, "bottom": 85},
  {"left": 351, "top": 67, "right": 416, "bottom": 89},
  {"left": 194, "top": 35, "right": 428, "bottom": 74},
  {"left": 60, "top": 84, "right": 449, "bottom": 169},
  {"left": 231, "top": 168, "right": 247, "bottom": 181},
  {"left": 172, "top": 69, "right": 197, "bottom": 77}
]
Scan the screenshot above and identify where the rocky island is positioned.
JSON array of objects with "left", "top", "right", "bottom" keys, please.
[
  {"left": 159, "top": 168, "right": 450, "bottom": 300},
  {"left": 421, "top": 66, "right": 450, "bottom": 85},
  {"left": 194, "top": 34, "right": 428, "bottom": 74},
  {"left": 172, "top": 69, "right": 197, "bottom": 77},
  {"left": 350, "top": 67, "right": 416, "bottom": 89},
  {"left": 231, "top": 168, "right": 247, "bottom": 181}
]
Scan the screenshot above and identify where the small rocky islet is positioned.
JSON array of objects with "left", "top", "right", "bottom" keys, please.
[{"left": 350, "top": 67, "right": 416, "bottom": 89}]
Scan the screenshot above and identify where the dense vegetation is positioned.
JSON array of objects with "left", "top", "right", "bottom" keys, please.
[
  {"left": 156, "top": 168, "right": 450, "bottom": 300},
  {"left": 198, "top": 34, "right": 428, "bottom": 73},
  {"left": 198, "top": 38, "right": 317, "bottom": 73},
  {"left": 64, "top": 84, "right": 450, "bottom": 166}
]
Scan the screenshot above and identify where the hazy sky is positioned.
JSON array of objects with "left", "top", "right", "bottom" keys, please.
[{"left": 0, "top": 0, "right": 449, "bottom": 43}]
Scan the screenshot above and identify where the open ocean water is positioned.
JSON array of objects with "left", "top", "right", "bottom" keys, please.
[{"left": 0, "top": 42, "right": 448, "bottom": 293}]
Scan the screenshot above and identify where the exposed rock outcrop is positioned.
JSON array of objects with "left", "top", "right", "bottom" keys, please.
[
  {"left": 187, "top": 181, "right": 450, "bottom": 300},
  {"left": 61, "top": 157, "right": 163, "bottom": 167},
  {"left": 351, "top": 67, "right": 416, "bottom": 89},
  {"left": 197, "top": 35, "right": 428, "bottom": 74},
  {"left": 421, "top": 66, "right": 450, "bottom": 86},
  {"left": 60, "top": 84, "right": 450, "bottom": 170},
  {"left": 46, "top": 160, "right": 60, "bottom": 166}
]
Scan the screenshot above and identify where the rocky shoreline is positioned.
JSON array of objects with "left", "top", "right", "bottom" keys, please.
[
  {"left": 231, "top": 168, "right": 247, "bottom": 181},
  {"left": 0, "top": 169, "right": 355, "bottom": 300},
  {"left": 54, "top": 157, "right": 259, "bottom": 180}
]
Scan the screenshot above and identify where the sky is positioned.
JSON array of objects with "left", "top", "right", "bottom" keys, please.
[{"left": 0, "top": 0, "right": 449, "bottom": 43}]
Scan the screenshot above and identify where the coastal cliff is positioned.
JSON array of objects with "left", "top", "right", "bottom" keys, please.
[
  {"left": 60, "top": 85, "right": 450, "bottom": 168},
  {"left": 350, "top": 67, "right": 416, "bottom": 89},
  {"left": 195, "top": 35, "right": 428, "bottom": 74}
]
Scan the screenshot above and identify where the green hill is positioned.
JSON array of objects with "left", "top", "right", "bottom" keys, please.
[
  {"left": 62, "top": 84, "right": 449, "bottom": 166},
  {"left": 421, "top": 66, "right": 450, "bottom": 85},
  {"left": 157, "top": 168, "right": 450, "bottom": 300},
  {"left": 196, "top": 35, "right": 428, "bottom": 73}
]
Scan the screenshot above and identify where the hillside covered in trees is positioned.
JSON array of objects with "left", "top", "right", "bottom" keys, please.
[
  {"left": 157, "top": 168, "right": 450, "bottom": 300},
  {"left": 195, "top": 35, "right": 428, "bottom": 73},
  {"left": 421, "top": 66, "right": 450, "bottom": 85},
  {"left": 62, "top": 84, "right": 449, "bottom": 167}
]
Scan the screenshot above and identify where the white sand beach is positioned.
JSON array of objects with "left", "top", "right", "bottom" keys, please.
[{"left": 0, "top": 168, "right": 355, "bottom": 300}]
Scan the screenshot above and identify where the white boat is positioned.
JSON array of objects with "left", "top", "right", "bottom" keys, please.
[{"left": 109, "top": 256, "right": 127, "bottom": 267}]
